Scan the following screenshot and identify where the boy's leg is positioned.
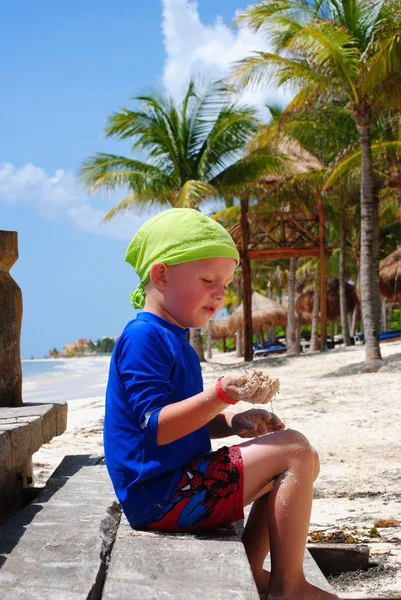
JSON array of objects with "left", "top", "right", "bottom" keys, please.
[
  {"left": 241, "top": 491, "right": 272, "bottom": 591},
  {"left": 238, "top": 429, "right": 339, "bottom": 599}
]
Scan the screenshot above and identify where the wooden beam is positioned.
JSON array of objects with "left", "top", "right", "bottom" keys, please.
[
  {"left": 0, "top": 231, "right": 23, "bottom": 407},
  {"left": 287, "top": 217, "right": 319, "bottom": 244},
  {"left": 240, "top": 198, "right": 253, "bottom": 362},
  {"left": 307, "top": 543, "right": 369, "bottom": 576},
  {"left": 247, "top": 247, "right": 325, "bottom": 260}
]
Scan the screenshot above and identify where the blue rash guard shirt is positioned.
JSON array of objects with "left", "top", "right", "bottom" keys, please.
[{"left": 104, "top": 312, "right": 212, "bottom": 528}]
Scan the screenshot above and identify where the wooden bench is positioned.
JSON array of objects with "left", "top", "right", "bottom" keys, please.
[
  {"left": 0, "top": 401, "right": 68, "bottom": 525},
  {"left": 0, "top": 454, "right": 337, "bottom": 599}
]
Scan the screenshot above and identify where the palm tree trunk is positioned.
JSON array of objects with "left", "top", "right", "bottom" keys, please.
[
  {"left": 339, "top": 210, "right": 352, "bottom": 346},
  {"left": 286, "top": 257, "right": 299, "bottom": 355},
  {"left": 397, "top": 186, "right": 401, "bottom": 223},
  {"left": 310, "top": 271, "right": 320, "bottom": 352},
  {"left": 351, "top": 305, "right": 358, "bottom": 338},
  {"left": 206, "top": 320, "right": 212, "bottom": 360},
  {"left": 381, "top": 299, "right": 387, "bottom": 332},
  {"left": 234, "top": 277, "right": 243, "bottom": 358},
  {"left": 189, "top": 328, "right": 205, "bottom": 362},
  {"left": 355, "top": 112, "right": 382, "bottom": 365}
]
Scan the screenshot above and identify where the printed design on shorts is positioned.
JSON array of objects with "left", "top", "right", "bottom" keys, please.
[{"left": 155, "top": 447, "right": 241, "bottom": 528}]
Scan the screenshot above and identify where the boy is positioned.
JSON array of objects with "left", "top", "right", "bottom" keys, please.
[{"left": 104, "top": 208, "right": 338, "bottom": 600}]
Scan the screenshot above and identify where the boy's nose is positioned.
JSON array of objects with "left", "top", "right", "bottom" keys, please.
[{"left": 212, "top": 283, "right": 225, "bottom": 301}]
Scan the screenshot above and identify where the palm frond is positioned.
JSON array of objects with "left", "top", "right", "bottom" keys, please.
[
  {"left": 230, "top": 51, "right": 330, "bottom": 93},
  {"left": 79, "top": 153, "right": 173, "bottom": 192},
  {"left": 211, "top": 149, "right": 289, "bottom": 191},
  {"left": 324, "top": 140, "right": 401, "bottom": 189},
  {"left": 102, "top": 192, "right": 172, "bottom": 222},
  {"left": 197, "top": 104, "right": 259, "bottom": 179},
  {"left": 175, "top": 180, "right": 217, "bottom": 208}
]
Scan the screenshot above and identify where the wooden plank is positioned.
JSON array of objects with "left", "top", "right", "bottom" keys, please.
[
  {"left": 247, "top": 247, "right": 323, "bottom": 259},
  {"left": 339, "top": 595, "right": 393, "bottom": 600},
  {"left": 307, "top": 543, "right": 370, "bottom": 575},
  {"left": 0, "top": 455, "right": 120, "bottom": 600},
  {"left": 103, "top": 516, "right": 260, "bottom": 600}
]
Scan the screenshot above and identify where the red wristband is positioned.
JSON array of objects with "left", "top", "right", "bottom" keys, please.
[{"left": 215, "top": 376, "right": 238, "bottom": 405}]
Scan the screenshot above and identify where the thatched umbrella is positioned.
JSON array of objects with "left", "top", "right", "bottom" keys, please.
[
  {"left": 295, "top": 278, "right": 359, "bottom": 321},
  {"left": 379, "top": 248, "right": 401, "bottom": 302},
  {"left": 211, "top": 317, "right": 233, "bottom": 340},
  {"left": 229, "top": 291, "right": 287, "bottom": 332}
]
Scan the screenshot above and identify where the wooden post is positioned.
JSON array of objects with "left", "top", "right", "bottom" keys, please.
[
  {"left": 317, "top": 191, "right": 327, "bottom": 351},
  {"left": 240, "top": 197, "right": 253, "bottom": 362},
  {"left": 0, "top": 231, "right": 23, "bottom": 407}
]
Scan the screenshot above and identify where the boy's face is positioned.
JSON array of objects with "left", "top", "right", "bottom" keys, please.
[{"left": 161, "top": 257, "right": 237, "bottom": 329}]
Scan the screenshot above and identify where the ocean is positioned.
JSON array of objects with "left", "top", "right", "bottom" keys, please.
[
  {"left": 21, "top": 357, "right": 111, "bottom": 403},
  {"left": 21, "top": 359, "right": 71, "bottom": 378}
]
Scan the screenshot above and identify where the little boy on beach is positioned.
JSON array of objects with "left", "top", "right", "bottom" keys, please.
[{"left": 104, "top": 208, "right": 339, "bottom": 600}]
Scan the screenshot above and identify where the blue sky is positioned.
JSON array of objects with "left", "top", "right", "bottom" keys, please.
[{"left": 1, "top": 0, "right": 289, "bottom": 358}]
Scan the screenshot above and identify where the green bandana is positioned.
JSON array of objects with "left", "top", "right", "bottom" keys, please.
[{"left": 125, "top": 208, "right": 240, "bottom": 309}]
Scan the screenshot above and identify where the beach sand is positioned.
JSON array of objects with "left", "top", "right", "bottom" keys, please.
[{"left": 29, "top": 342, "right": 401, "bottom": 596}]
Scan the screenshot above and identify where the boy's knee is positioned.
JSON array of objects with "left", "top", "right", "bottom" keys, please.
[
  {"left": 279, "top": 429, "right": 316, "bottom": 465},
  {"left": 312, "top": 446, "right": 320, "bottom": 480},
  {"left": 280, "top": 428, "right": 312, "bottom": 450}
]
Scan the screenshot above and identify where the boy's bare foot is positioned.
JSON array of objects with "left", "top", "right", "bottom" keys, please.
[{"left": 266, "top": 580, "right": 340, "bottom": 600}]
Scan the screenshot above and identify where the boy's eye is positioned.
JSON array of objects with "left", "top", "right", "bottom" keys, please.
[{"left": 201, "top": 278, "right": 213, "bottom": 284}]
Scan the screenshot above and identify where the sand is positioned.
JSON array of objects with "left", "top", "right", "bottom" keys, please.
[{"left": 29, "top": 342, "right": 401, "bottom": 597}]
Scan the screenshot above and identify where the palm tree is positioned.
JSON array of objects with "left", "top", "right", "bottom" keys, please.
[
  {"left": 81, "top": 79, "right": 283, "bottom": 360},
  {"left": 259, "top": 102, "right": 384, "bottom": 351},
  {"left": 232, "top": 0, "right": 401, "bottom": 366}
]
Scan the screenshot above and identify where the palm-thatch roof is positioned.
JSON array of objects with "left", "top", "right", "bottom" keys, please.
[
  {"left": 257, "top": 138, "right": 325, "bottom": 187},
  {"left": 380, "top": 248, "right": 401, "bottom": 302},
  {"left": 295, "top": 278, "right": 359, "bottom": 321},
  {"left": 228, "top": 291, "right": 287, "bottom": 332},
  {"left": 211, "top": 317, "right": 233, "bottom": 340}
]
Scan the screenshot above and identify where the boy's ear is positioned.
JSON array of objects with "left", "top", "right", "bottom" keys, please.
[{"left": 149, "top": 262, "right": 168, "bottom": 289}]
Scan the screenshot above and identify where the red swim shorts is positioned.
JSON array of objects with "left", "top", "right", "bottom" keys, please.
[{"left": 146, "top": 445, "right": 244, "bottom": 533}]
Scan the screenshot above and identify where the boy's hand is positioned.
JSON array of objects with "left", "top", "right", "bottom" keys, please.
[
  {"left": 231, "top": 409, "right": 285, "bottom": 438},
  {"left": 220, "top": 369, "right": 280, "bottom": 404}
]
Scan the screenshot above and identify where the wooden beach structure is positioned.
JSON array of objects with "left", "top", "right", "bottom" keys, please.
[
  {"left": 211, "top": 317, "right": 233, "bottom": 352},
  {"left": 379, "top": 247, "right": 401, "bottom": 302},
  {"left": 295, "top": 277, "right": 359, "bottom": 322},
  {"left": 226, "top": 142, "right": 331, "bottom": 361},
  {"left": 379, "top": 247, "right": 401, "bottom": 334},
  {"left": 229, "top": 193, "right": 331, "bottom": 361},
  {"left": 229, "top": 291, "right": 287, "bottom": 331},
  {"left": 0, "top": 230, "right": 67, "bottom": 524}
]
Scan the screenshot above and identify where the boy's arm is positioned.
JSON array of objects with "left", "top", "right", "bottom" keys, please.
[
  {"left": 207, "top": 413, "right": 235, "bottom": 439},
  {"left": 157, "top": 371, "right": 280, "bottom": 445},
  {"left": 157, "top": 389, "right": 228, "bottom": 445}
]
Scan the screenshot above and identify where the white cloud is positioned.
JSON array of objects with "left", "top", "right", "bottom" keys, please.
[
  {"left": 0, "top": 162, "right": 146, "bottom": 240},
  {"left": 161, "top": 0, "right": 294, "bottom": 113}
]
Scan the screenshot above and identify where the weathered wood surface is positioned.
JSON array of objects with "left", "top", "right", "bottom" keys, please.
[
  {"left": 0, "top": 230, "right": 22, "bottom": 407},
  {"left": 339, "top": 595, "right": 396, "bottom": 600},
  {"left": 0, "top": 455, "right": 339, "bottom": 599},
  {"left": 308, "top": 542, "right": 370, "bottom": 575},
  {"left": 0, "top": 402, "right": 68, "bottom": 467},
  {"left": 0, "top": 455, "right": 120, "bottom": 600},
  {"left": 103, "top": 515, "right": 259, "bottom": 600},
  {"left": 0, "top": 401, "right": 68, "bottom": 522}
]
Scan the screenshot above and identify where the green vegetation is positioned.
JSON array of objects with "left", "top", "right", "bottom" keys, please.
[{"left": 80, "top": 1, "right": 401, "bottom": 365}]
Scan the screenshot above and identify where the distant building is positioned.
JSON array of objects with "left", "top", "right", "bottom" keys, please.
[{"left": 76, "top": 338, "right": 91, "bottom": 350}]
